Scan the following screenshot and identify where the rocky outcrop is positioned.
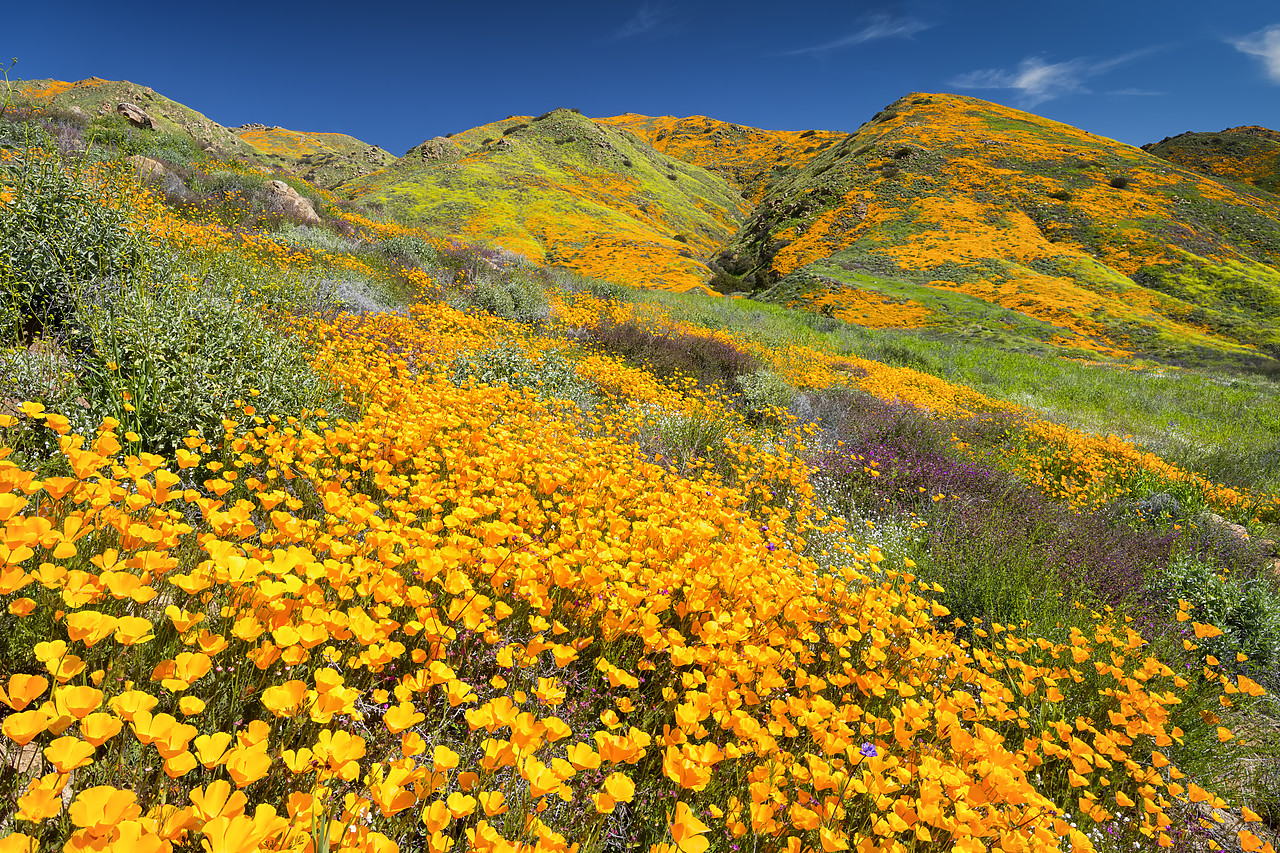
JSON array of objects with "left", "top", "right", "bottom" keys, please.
[
  {"left": 264, "top": 180, "right": 321, "bottom": 225},
  {"left": 116, "top": 102, "right": 154, "bottom": 130},
  {"left": 409, "top": 136, "right": 460, "bottom": 162}
]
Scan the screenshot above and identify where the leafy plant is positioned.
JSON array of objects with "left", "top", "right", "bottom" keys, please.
[{"left": 0, "top": 150, "right": 148, "bottom": 341}]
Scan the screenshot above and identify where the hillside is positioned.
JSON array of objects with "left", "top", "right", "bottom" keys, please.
[
  {"left": 232, "top": 124, "right": 395, "bottom": 189},
  {"left": 597, "top": 113, "right": 845, "bottom": 202},
  {"left": 714, "top": 93, "right": 1280, "bottom": 371},
  {"left": 342, "top": 108, "right": 747, "bottom": 293},
  {"left": 3, "top": 76, "right": 1280, "bottom": 853},
  {"left": 1145, "top": 125, "right": 1280, "bottom": 195},
  {"left": 12, "top": 77, "right": 262, "bottom": 161}
]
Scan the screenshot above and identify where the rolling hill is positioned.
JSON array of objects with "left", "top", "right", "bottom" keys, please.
[
  {"left": 12, "top": 77, "right": 262, "bottom": 161},
  {"left": 12, "top": 77, "right": 1280, "bottom": 371},
  {"left": 342, "top": 108, "right": 747, "bottom": 293},
  {"left": 714, "top": 93, "right": 1280, "bottom": 371},
  {"left": 1144, "top": 125, "right": 1280, "bottom": 195},
  {"left": 231, "top": 124, "right": 395, "bottom": 189}
]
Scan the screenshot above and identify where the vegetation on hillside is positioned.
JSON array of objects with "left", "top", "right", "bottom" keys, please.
[
  {"left": 717, "top": 94, "right": 1280, "bottom": 375},
  {"left": 232, "top": 126, "right": 395, "bottom": 190},
  {"left": 596, "top": 114, "right": 845, "bottom": 203},
  {"left": 342, "top": 109, "right": 747, "bottom": 294},
  {"left": 0, "top": 79, "right": 1279, "bottom": 853},
  {"left": 1145, "top": 127, "right": 1280, "bottom": 196}
]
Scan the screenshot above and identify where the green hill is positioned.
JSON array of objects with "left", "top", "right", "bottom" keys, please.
[
  {"left": 13, "top": 77, "right": 262, "bottom": 161},
  {"left": 1144, "top": 126, "right": 1280, "bottom": 195},
  {"left": 232, "top": 124, "right": 395, "bottom": 189},
  {"left": 712, "top": 93, "right": 1280, "bottom": 372},
  {"left": 341, "top": 108, "right": 747, "bottom": 293}
]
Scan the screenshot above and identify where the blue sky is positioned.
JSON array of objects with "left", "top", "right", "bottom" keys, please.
[{"left": 5, "top": 1, "right": 1279, "bottom": 155}]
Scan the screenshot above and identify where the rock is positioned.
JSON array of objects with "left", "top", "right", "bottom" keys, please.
[
  {"left": 264, "top": 180, "right": 321, "bottom": 225},
  {"left": 1199, "top": 511, "right": 1251, "bottom": 542},
  {"left": 410, "top": 136, "right": 460, "bottom": 161},
  {"left": 116, "top": 102, "right": 154, "bottom": 130},
  {"left": 127, "top": 155, "right": 168, "bottom": 184},
  {"left": 67, "top": 106, "right": 90, "bottom": 122}
]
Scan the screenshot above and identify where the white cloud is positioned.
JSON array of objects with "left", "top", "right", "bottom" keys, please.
[
  {"left": 614, "top": 3, "right": 671, "bottom": 40},
  {"left": 783, "top": 13, "right": 932, "bottom": 56},
  {"left": 1230, "top": 24, "right": 1280, "bottom": 83},
  {"left": 951, "top": 51, "right": 1149, "bottom": 106}
]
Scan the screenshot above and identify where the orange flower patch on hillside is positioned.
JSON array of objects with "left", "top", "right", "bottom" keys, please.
[
  {"left": 788, "top": 284, "right": 932, "bottom": 329},
  {"left": 0, "top": 298, "right": 1270, "bottom": 852}
]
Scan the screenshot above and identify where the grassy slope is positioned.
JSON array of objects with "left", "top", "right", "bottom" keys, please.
[
  {"left": 342, "top": 109, "right": 747, "bottom": 293},
  {"left": 717, "top": 93, "right": 1280, "bottom": 371},
  {"left": 1145, "top": 126, "right": 1280, "bottom": 195},
  {"left": 596, "top": 113, "right": 845, "bottom": 202},
  {"left": 232, "top": 126, "right": 396, "bottom": 189},
  {"left": 12, "top": 77, "right": 262, "bottom": 161}
]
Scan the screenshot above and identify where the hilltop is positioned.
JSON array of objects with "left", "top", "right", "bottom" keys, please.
[
  {"left": 1144, "top": 125, "right": 1280, "bottom": 195},
  {"left": 13, "top": 77, "right": 262, "bottom": 161},
  {"left": 715, "top": 93, "right": 1280, "bottom": 372},
  {"left": 341, "top": 108, "right": 746, "bottom": 293},
  {"left": 231, "top": 124, "right": 395, "bottom": 190}
]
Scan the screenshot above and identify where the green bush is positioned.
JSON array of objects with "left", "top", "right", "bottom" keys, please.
[
  {"left": 376, "top": 234, "right": 436, "bottom": 269},
  {"left": 735, "top": 369, "right": 796, "bottom": 423},
  {"left": 0, "top": 151, "right": 148, "bottom": 340},
  {"left": 1158, "top": 551, "right": 1280, "bottom": 670},
  {"left": 458, "top": 271, "right": 550, "bottom": 322},
  {"left": 450, "top": 343, "right": 596, "bottom": 408}
]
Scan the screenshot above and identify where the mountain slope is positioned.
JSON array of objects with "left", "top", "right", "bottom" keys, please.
[
  {"left": 13, "top": 77, "right": 261, "bottom": 161},
  {"left": 232, "top": 124, "right": 395, "bottom": 189},
  {"left": 596, "top": 113, "right": 845, "bottom": 201},
  {"left": 716, "top": 93, "right": 1280, "bottom": 369},
  {"left": 343, "top": 109, "right": 747, "bottom": 293},
  {"left": 1144, "top": 126, "right": 1280, "bottom": 195}
]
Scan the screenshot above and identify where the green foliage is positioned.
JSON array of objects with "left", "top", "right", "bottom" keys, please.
[
  {"left": 376, "top": 233, "right": 437, "bottom": 269},
  {"left": 450, "top": 343, "right": 597, "bottom": 408},
  {"left": 1159, "top": 550, "right": 1280, "bottom": 669},
  {"left": 454, "top": 269, "right": 550, "bottom": 322},
  {"left": 0, "top": 151, "right": 148, "bottom": 339},
  {"left": 734, "top": 369, "right": 796, "bottom": 422}
]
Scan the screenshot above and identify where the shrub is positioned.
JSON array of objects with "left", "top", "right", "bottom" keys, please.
[
  {"left": 0, "top": 150, "right": 148, "bottom": 341},
  {"left": 1158, "top": 550, "right": 1280, "bottom": 675},
  {"left": 585, "top": 319, "right": 761, "bottom": 390},
  {"left": 1048, "top": 190, "right": 1073, "bottom": 201},
  {"left": 376, "top": 234, "right": 436, "bottom": 269},
  {"left": 450, "top": 343, "right": 597, "bottom": 408},
  {"left": 735, "top": 369, "right": 796, "bottom": 423},
  {"left": 1109, "top": 176, "right": 1131, "bottom": 189}
]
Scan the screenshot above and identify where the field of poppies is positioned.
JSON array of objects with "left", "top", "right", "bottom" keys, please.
[{"left": 1, "top": 91, "right": 1280, "bottom": 853}]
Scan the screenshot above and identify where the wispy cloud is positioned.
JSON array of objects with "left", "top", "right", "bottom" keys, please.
[
  {"left": 782, "top": 12, "right": 932, "bottom": 56},
  {"left": 1230, "top": 24, "right": 1280, "bottom": 83},
  {"left": 613, "top": 3, "right": 672, "bottom": 40},
  {"left": 951, "top": 50, "right": 1154, "bottom": 107}
]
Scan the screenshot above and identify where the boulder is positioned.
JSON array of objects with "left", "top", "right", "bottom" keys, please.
[
  {"left": 127, "top": 155, "right": 168, "bottom": 184},
  {"left": 67, "top": 106, "right": 90, "bottom": 122},
  {"left": 411, "top": 136, "right": 460, "bottom": 162},
  {"left": 116, "top": 102, "right": 154, "bottom": 130},
  {"left": 264, "top": 180, "right": 321, "bottom": 225}
]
